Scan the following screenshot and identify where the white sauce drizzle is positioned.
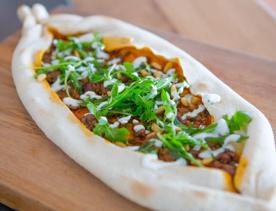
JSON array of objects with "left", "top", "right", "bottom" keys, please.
[
  {"left": 97, "top": 102, "right": 108, "bottom": 110},
  {"left": 64, "top": 55, "right": 80, "bottom": 61},
  {"left": 63, "top": 97, "right": 81, "bottom": 108},
  {"left": 132, "top": 72, "right": 139, "bottom": 77},
  {"left": 118, "top": 83, "right": 125, "bottom": 93},
  {"left": 104, "top": 79, "right": 117, "bottom": 87},
  {"left": 181, "top": 105, "right": 205, "bottom": 120},
  {"left": 214, "top": 119, "right": 229, "bottom": 136},
  {"left": 99, "top": 116, "right": 108, "bottom": 123},
  {"left": 198, "top": 148, "right": 225, "bottom": 159},
  {"left": 51, "top": 78, "right": 64, "bottom": 92},
  {"left": 146, "top": 85, "right": 157, "bottom": 99},
  {"left": 96, "top": 49, "right": 110, "bottom": 60},
  {"left": 80, "top": 91, "right": 102, "bottom": 100},
  {"left": 166, "top": 68, "right": 175, "bottom": 76},
  {"left": 108, "top": 58, "right": 121, "bottom": 65},
  {"left": 223, "top": 134, "right": 241, "bottom": 146},
  {"left": 132, "top": 119, "right": 139, "bottom": 124},
  {"left": 193, "top": 133, "right": 218, "bottom": 140},
  {"left": 183, "top": 94, "right": 192, "bottom": 102},
  {"left": 133, "top": 56, "right": 147, "bottom": 68},
  {"left": 133, "top": 124, "right": 145, "bottom": 132},
  {"left": 175, "top": 81, "right": 189, "bottom": 94},
  {"left": 149, "top": 138, "right": 163, "bottom": 147},
  {"left": 166, "top": 112, "right": 175, "bottom": 119},
  {"left": 202, "top": 93, "right": 221, "bottom": 106},
  {"left": 110, "top": 121, "right": 120, "bottom": 128},
  {"left": 78, "top": 33, "right": 94, "bottom": 42},
  {"left": 118, "top": 115, "right": 132, "bottom": 124},
  {"left": 125, "top": 146, "right": 140, "bottom": 151},
  {"left": 142, "top": 154, "right": 187, "bottom": 170}
]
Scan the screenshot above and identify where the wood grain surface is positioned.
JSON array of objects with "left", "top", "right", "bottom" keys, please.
[
  {"left": 71, "top": 0, "right": 276, "bottom": 60},
  {"left": 0, "top": 7, "right": 276, "bottom": 211}
]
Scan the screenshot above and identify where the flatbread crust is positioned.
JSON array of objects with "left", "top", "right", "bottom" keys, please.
[{"left": 12, "top": 4, "right": 276, "bottom": 210}]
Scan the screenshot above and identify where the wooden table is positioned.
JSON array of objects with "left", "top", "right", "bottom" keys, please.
[
  {"left": 0, "top": 7, "right": 276, "bottom": 211},
  {"left": 71, "top": 0, "right": 276, "bottom": 60}
]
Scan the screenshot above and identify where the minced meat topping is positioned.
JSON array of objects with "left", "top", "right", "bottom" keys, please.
[{"left": 34, "top": 32, "right": 252, "bottom": 176}]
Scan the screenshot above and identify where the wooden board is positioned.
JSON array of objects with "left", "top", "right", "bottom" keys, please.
[
  {"left": 0, "top": 10, "right": 276, "bottom": 211},
  {"left": 71, "top": 0, "right": 276, "bottom": 60}
]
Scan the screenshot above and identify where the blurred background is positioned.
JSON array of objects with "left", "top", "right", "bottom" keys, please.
[
  {"left": 0, "top": 0, "right": 275, "bottom": 210},
  {"left": 0, "top": 0, "right": 275, "bottom": 60}
]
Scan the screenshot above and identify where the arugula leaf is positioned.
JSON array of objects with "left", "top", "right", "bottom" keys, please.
[
  {"left": 119, "top": 62, "right": 140, "bottom": 81},
  {"left": 223, "top": 111, "right": 252, "bottom": 133},
  {"left": 102, "top": 79, "right": 157, "bottom": 121},
  {"left": 85, "top": 100, "right": 98, "bottom": 117},
  {"left": 176, "top": 121, "right": 218, "bottom": 136},
  {"left": 138, "top": 141, "right": 157, "bottom": 154},
  {"left": 155, "top": 76, "right": 173, "bottom": 90},
  {"left": 93, "top": 118, "right": 129, "bottom": 143},
  {"left": 161, "top": 89, "right": 176, "bottom": 123},
  {"left": 205, "top": 134, "right": 249, "bottom": 144},
  {"left": 69, "top": 71, "right": 82, "bottom": 91},
  {"left": 157, "top": 133, "right": 202, "bottom": 166}
]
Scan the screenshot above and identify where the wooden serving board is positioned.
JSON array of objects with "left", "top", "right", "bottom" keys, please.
[{"left": 0, "top": 10, "right": 276, "bottom": 211}]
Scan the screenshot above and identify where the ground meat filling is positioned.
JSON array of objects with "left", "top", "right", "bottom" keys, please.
[
  {"left": 80, "top": 114, "right": 97, "bottom": 131},
  {"left": 208, "top": 150, "right": 239, "bottom": 176},
  {"left": 40, "top": 37, "right": 246, "bottom": 178},
  {"left": 158, "top": 148, "right": 176, "bottom": 162},
  {"left": 83, "top": 82, "right": 108, "bottom": 96},
  {"left": 46, "top": 70, "right": 60, "bottom": 84}
]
